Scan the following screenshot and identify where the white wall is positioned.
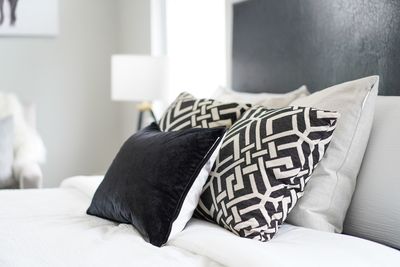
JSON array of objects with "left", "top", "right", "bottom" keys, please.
[
  {"left": 117, "top": 0, "right": 151, "bottom": 55},
  {"left": 115, "top": 0, "right": 154, "bottom": 141},
  {"left": 0, "top": 0, "right": 145, "bottom": 187}
]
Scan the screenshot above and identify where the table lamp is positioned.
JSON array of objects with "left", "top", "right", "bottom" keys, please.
[{"left": 112, "top": 55, "right": 168, "bottom": 130}]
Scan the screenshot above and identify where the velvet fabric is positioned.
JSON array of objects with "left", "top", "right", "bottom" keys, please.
[{"left": 87, "top": 123, "right": 225, "bottom": 247}]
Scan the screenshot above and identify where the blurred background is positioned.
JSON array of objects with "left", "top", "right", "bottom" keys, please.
[{"left": 0, "top": 0, "right": 228, "bottom": 187}]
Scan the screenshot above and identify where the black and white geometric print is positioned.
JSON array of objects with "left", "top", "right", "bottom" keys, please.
[
  {"left": 196, "top": 106, "right": 339, "bottom": 241},
  {"left": 159, "top": 92, "right": 251, "bottom": 131}
]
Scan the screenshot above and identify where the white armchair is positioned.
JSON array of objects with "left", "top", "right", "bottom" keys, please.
[
  {"left": 13, "top": 162, "right": 43, "bottom": 188},
  {"left": 0, "top": 93, "right": 46, "bottom": 189}
]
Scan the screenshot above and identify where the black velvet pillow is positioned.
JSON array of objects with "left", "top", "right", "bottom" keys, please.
[{"left": 87, "top": 123, "right": 225, "bottom": 247}]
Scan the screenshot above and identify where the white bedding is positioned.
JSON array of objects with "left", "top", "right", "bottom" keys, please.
[{"left": 1, "top": 176, "right": 399, "bottom": 267}]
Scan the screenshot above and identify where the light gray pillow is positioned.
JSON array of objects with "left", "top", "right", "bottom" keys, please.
[
  {"left": 0, "top": 116, "right": 14, "bottom": 187},
  {"left": 344, "top": 96, "right": 400, "bottom": 249},
  {"left": 287, "top": 76, "right": 379, "bottom": 233}
]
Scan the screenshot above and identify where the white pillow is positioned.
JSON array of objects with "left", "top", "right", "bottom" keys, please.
[
  {"left": 212, "top": 85, "right": 309, "bottom": 108},
  {"left": 287, "top": 76, "right": 379, "bottom": 233},
  {"left": 168, "top": 134, "right": 224, "bottom": 241}
]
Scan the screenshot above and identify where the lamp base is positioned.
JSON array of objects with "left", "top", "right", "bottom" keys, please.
[{"left": 137, "top": 101, "right": 157, "bottom": 130}]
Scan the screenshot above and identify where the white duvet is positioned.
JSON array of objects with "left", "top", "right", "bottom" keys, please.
[{"left": 0, "top": 176, "right": 399, "bottom": 267}]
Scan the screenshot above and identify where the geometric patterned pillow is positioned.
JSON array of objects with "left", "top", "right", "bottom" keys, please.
[
  {"left": 159, "top": 92, "right": 251, "bottom": 131},
  {"left": 196, "top": 106, "right": 339, "bottom": 241}
]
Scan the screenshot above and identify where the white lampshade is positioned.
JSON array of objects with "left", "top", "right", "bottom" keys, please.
[{"left": 111, "top": 55, "right": 168, "bottom": 102}]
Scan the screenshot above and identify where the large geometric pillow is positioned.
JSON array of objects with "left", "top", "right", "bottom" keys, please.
[
  {"left": 159, "top": 92, "right": 250, "bottom": 131},
  {"left": 196, "top": 106, "right": 339, "bottom": 241}
]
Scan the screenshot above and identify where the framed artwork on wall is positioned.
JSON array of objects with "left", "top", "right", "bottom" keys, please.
[{"left": 0, "top": 0, "right": 58, "bottom": 37}]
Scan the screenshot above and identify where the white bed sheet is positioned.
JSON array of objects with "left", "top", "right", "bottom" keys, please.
[
  {"left": 172, "top": 219, "right": 400, "bottom": 267},
  {"left": 0, "top": 176, "right": 221, "bottom": 267},
  {"left": 1, "top": 176, "right": 399, "bottom": 267}
]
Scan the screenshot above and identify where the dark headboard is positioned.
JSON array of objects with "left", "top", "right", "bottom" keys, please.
[{"left": 232, "top": 0, "right": 400, "bottom": 95}]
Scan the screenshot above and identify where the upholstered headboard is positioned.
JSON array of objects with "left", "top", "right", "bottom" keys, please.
[{"left": 231, "top": 0, "right": 400, "bottom": 95}]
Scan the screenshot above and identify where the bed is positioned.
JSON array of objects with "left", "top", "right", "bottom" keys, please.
[
  {"left": 2, "top": 1, "right": 400, "bottom": 266},
  {"left": 1, "top": 176, "right": 399, "bottom": 267}
]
